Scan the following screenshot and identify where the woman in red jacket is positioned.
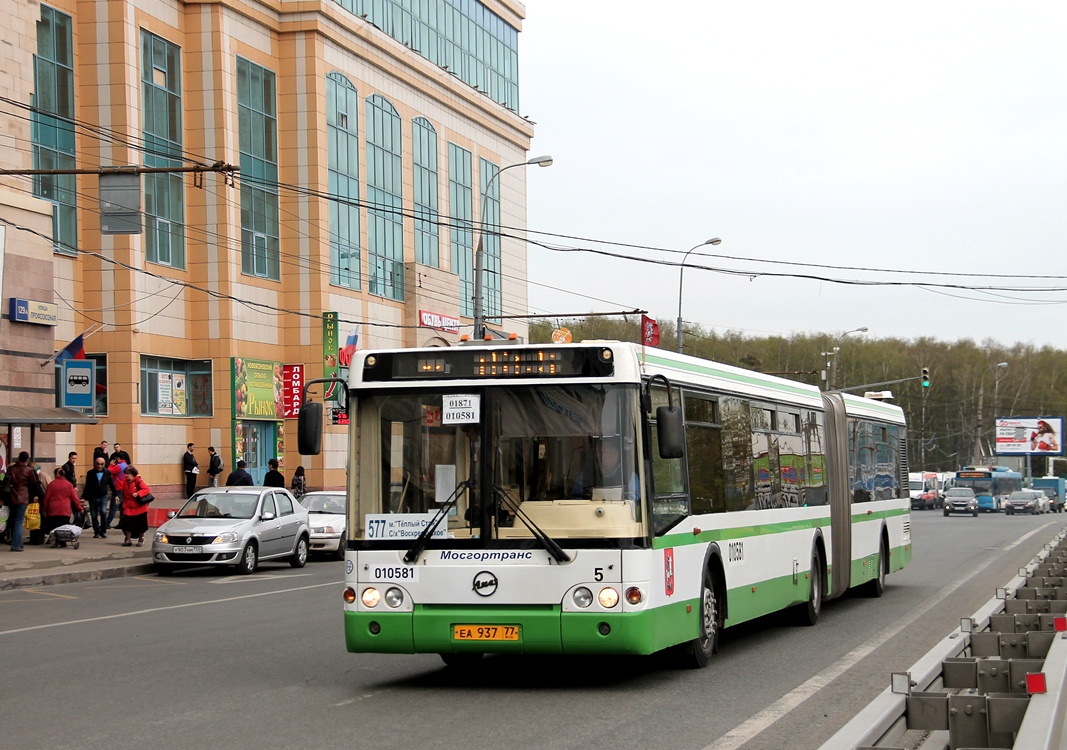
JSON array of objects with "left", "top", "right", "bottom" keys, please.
[
  {"left": 41, "top": 467, "right": 84, "bottom": 544},
  {"left": 121, "top": 465, "right": 151, "bottom": 547}
]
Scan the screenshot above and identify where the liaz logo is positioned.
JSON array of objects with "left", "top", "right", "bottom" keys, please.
[{"left": 472, "top": 570, "right": 498, "bottom": 597}]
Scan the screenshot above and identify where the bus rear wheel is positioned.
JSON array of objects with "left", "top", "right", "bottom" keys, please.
[
  {"left": 686, "top": 568, "right": 721, "bottom": 668},
  {"left": 796, "top": 551, "right": 823, "bottom": 626},
  {"left": 866, "top": 539, "right": 887, "bottom": 598}
]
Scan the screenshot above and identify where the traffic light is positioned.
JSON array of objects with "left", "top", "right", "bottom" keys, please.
[{"left": 921, "top": 367, "right": 930, "bottom": 388}]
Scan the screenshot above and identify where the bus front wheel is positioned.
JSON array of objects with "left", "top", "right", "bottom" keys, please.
[{"left": 686, "top": 569, "right": 721, "bottom": 668}]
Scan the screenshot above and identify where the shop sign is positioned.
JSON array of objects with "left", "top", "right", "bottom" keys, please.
[
  {"left": 283, "top": 364, "right": 304, "bottom": 419},
  {"left": 233, "top": 357, "right": 283, "bottom": 420},
  {"left": 419, "top": 309, "right": 460, "bottom": 334}
]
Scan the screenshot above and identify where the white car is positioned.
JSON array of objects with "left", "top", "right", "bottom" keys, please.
[
  {"left": 152, "top": 487, "right": 310, "bottom": 575},
  {"left": 299, "top": 491, "right": 347, "bottom": 560}
]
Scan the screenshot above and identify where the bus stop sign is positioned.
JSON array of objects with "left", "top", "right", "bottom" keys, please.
[{"left": 62, "top": 359, "right": 95, "bottom": 410}]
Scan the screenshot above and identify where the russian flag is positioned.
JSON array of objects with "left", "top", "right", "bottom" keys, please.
[{"left": 55, "top": 334, "right": 86, "bottom": 363}]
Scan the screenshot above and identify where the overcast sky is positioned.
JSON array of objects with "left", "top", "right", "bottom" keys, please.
[{"left": 517, "top": 1, "right": 1067, "bottom": 350}]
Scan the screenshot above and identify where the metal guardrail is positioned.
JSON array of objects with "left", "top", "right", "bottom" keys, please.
[{"left": 821, "top": 529, "right": 1067, "bottom": 750}]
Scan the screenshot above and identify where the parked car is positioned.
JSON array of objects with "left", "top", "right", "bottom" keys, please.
[
  {"left": 943, "top": 487, "right": 978, "bottom": 517},
  {"left": 1004, "top": 489, "right": 1048, "bottom": 516},
  {"left": 298, "top": 490, "right": 347, "bottom": 560},
  {"left": 151, "top": 487, "right": 310, "bottom": 575}
]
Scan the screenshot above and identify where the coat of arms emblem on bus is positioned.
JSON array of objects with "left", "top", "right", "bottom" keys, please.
[{"left": 664, "top": 548, "right": 675, "bottom": 596}]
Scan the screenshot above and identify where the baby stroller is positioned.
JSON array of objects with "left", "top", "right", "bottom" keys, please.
[{"left": 47, "top": 523, "right": 82, "bottom": 550}]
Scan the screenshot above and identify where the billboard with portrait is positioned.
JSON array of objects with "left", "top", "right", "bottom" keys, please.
[{"left": 995, "top": 417, "right": 1065, "bottom": 456}]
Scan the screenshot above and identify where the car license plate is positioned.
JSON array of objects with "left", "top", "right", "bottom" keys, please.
[
  {"left": 172, "top": 545, "right": 203, "bottom": 554},
  {"left": 453, "top": 625, "right": 520, "bottom": 641}
]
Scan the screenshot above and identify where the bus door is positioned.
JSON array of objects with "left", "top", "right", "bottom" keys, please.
[{"left": 822, "top": 393, "right": 851, "bottom": 598}]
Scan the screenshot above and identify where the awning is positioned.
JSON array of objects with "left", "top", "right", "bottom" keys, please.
[{"left": 0, "top": 406, "right": 99, "bottom": 425}]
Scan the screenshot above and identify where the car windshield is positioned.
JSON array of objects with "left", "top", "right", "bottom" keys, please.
[
  {"left": 177, "top": 493, "right": 260, "bottom": 519},
  {"left": 947, "top": 489, "right": 973, "bottom": 497},
  {"left": 301, "top": 494, "right": 346, "bottom": 514},
  {"left": 1009, "top": 492, "right": 1034, "bottom": 501}
]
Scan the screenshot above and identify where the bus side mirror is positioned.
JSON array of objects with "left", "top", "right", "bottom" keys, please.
[
  {"left": 298, "top": 402, "right": 324, "bottom": 455},
  {"left": 656, "top": 405, "right": 685, "bottom": 459}
]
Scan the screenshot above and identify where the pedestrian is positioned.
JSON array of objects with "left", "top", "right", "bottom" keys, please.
[
  {"left": 182, "top": 443, "right": 199, "bottom": 498},
  {"left": 120, "top": 465, "right": 152, "bottom": 547},
  {"left": 109, "top": 443, "right": 131, "bottom": 464},
  {"left": 42, "top": 467, "right": 83, "bottom": 544},
  {"left": 290, "top": 465, "right": 307, "bottom": 499},
  {"left": 225, "top": 459, "right": 254, "bottom": 486},
  {"left": 5, "top": 452, "right": 37, "bottom": 551},
  {"left": 60, "top": 451, "right": 78, "bottom": 483},
  {"left": 93, "top": 440, "right": 109, "bottom": 463},
  {"left": 207, "top": 446, "right": 224, "bottom": 487},
  {"left": 107, "top": 456, "right": 128, "bottom": 529},
  {"left": 82, "top": 455, "right": 115, "bottom": 538},
  {"left": 264, "top": 458, "right": 284, "bottom": 488}
]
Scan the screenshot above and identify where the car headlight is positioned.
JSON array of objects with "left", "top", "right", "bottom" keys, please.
[
  {"left": 213, "top": 531, "right": 239, "bottom": 544},
  {"left": 154, "top": 531, "right": 167, "bottom": 543}
]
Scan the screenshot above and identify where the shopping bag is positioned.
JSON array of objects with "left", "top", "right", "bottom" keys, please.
[
  {"left": 0, "top": 504, "right": 8, "bottom": 532},
  {"left": 24, "top": 502, "right": 41, "bottom": 531}
]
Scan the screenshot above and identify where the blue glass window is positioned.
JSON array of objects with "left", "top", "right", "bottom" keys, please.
[
  {"left": 365, "top": 94, "right": 404, "bottom": 300},
  {"left": 327, "top": 73, "right": 362, "bottom": 289},
  {"left": 448, "top": 143, "right": 473, "bottom": 316},
  {"left": 33, "top": 5, "right": 77, "bottom": 255},
  {"left": 141, "top": 30, "right": 185, "bottom": 269},
  {"left": 237, "top": 57, "right": 280, "bottom": 280},
  {"left": 413, "top": 117, "right": 439, "bottom": 267},
  {"left": 333, "top": 0, "right": 519, "bottom": 110}
]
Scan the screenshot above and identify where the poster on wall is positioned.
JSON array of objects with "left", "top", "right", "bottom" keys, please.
[
  {"left": 173, "top": 374, "right": 188, "bottom": 416},
  {"left": 995, "top": 417, "right": 1065, "bottom": 456},
  {"left": 232, "top": 357, "right": 284, "bottom": 420},
  {"left": 158, "top": 372, "right": 174, "bottom": 415}
]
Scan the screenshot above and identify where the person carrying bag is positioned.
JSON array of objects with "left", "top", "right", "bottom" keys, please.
[{"left": 120, "top": 465, "right": 152, "bottom": 547}]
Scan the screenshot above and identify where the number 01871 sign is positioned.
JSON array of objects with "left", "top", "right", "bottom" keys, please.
[{"left": 442, "top": 394, "right": 480, "bottom": 424}]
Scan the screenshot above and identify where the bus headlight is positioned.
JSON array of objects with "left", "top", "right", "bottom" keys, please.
[
  {"left": 625, "top": 586, "right": 644, "bottom": 605},
  {"left": 598, "top": 587, "right": 620, "bottom": 608},
  {"left": 361, "top": 587, "right": 381, "bottom": 607},
  {"left": 384, "top": 587, "right": 404, "bottom": 608},
  {"left": 572, "top": 587, "right": 593, "bottom": 608}
]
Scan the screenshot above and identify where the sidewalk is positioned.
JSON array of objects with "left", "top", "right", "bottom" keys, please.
[{"left": 0, "top": 529, "right": 155, "bottom": 590}]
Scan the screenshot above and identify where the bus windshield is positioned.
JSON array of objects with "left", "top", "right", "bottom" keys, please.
[{"left": 354, "top": 383, "right": 646, "bottom": 541}]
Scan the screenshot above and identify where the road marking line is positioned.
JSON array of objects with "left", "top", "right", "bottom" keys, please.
[
  {"left": 0, "top": 581, "right": 337, "bottom": 636},
  {"left": 701, "top": 522, "right": 1057, "bottom": 750}
]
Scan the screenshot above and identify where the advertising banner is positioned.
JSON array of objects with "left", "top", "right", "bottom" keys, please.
[
  {"left": 233, "top": 357, "right": 284, "bottom": 420},
  {"left": 283, "top": 364, "right": 304, "bottom": 419},
  {"left": 323, "top": 311, "right": 339, "bottom": 403},
  {"left": 995, "top": 416, "right": 1065, "bottom": 456}
]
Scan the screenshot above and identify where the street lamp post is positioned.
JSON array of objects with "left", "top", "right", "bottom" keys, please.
[
  {"left": 676, "top": 237, "right": 722, "bottom": 353},
  {"left": 822, "top": 327, "right": 868, "bottom": 389},
  {"left": 972, "top": 361, "right": 1009, "bottom": 465},
  {"left": 472, "top": 155, "right": 553, "bottom": 340}
]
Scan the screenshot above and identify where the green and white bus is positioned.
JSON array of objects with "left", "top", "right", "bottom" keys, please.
[{"left": 298, "top": 340, "right": 912, "bottom": 667}]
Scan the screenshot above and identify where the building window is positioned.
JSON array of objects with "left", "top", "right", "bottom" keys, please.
[
  {"left": 33, "top": 5, "right": 77, "bottom": 255},
  {"left": 365, "top": 94, "right": 404, "bottom": 300},
  {"left": 449, "top": 143, "right": 473, "bottom": 316},
  {"left": 327, "top": 72, "right": 361, "bottom": 290},
  {"left": 332, "top": 0, "right": 520, "bottom": 110},
  {"left": 140, "top": 356, "right": 212, "bottom": 416},
  {"left": 413, "top": 117, "right": 439, "bottom": 267},
  {"left": 480, "top": 158, "right": 501, "bottom": 321},
  {"left": 54, "top": 353, "right": 108, "bottom": 415},
  {"left": 141, "top": 30, "right": 185, "bottom": 269},
  {"left": 237, "top": 57, "right": 280, "bottom": 280}
]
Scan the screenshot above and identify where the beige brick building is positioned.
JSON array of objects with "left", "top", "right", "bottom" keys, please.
[{"left": 0, "top": 0, "right": 536, "bottom": 496}]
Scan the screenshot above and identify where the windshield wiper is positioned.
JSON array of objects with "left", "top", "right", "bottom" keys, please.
[
  {"left": 403, "top": 479, "right": 471, "bottom": 564},
  {"left": 494, "top": 485, "right": 570, "bottom": 563}
]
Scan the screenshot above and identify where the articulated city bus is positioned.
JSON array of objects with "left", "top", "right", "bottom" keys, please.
[{"left": 298, "top": 341, "right": 912, "bottom": 667}]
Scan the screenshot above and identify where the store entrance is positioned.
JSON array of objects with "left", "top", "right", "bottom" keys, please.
[{"left": 244, "top": 421, "right": 276, "bottom": 485}]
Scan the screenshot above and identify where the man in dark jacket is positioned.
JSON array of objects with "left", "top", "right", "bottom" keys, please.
[
  {"left": 207, "top": 447, "right": 224, "bottom": 487},
  {"left": 182, "top": 443, "right": 199, "bottom": 498},
  {"left": 60, "top": 451, "right": 78, "bottom": 484},
  {"left": 263, "top": 458, "right": 284, "bottom": 488},
  {"left": 109, "top": 443, "right": 131, "bottom": 464},
  {"left": 225, "top": 460, "right": 254, "bottom": 486},
  {"left": 93, "top": 441, "right": 109, "bottom": 464},
  {"left": 6, "top": 452, "right": 37, "bottom": 551},
  {"left": 82, "top": 455, "right": 115, "bottom": 538}
]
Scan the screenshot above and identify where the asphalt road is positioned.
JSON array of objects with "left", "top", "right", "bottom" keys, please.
[{"left": 2, "top": 512, "right": 1063, "bottom": 750}]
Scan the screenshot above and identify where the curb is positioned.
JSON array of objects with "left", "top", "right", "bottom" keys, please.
[{"left": 0, "top": 562, "right": 157, "bottom": 591}]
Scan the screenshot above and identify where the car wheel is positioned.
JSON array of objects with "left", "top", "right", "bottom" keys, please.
[
  {"left": 237, "top": 542, "right": 258, "bottom": 575},
  {"left": 155, "top": 564, "right": 175, "bottom": 576},
  {"left": 972, "top": 509, "right": 978, "bottom": 517},
  {"left": 334, "top": 532, "right": 347, "bottom": 561},
  {"left": 289, "top": 535, "right": 309, "bottom": 568},
  {"left": 943, "top": 510, "right": 949, "bottom": 517},
  {"left": 684, "top": 567, "right": 721, "bottom": 668}
]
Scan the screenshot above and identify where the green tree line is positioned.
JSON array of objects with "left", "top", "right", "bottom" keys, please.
[{"left": 529, "top": 317, "right": 1067, "bottom": 476}]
